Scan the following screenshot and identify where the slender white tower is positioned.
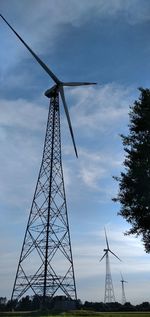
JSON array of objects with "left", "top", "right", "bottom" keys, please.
[{"left": 120, "top": 272, "right": 127, "bottom": 305}]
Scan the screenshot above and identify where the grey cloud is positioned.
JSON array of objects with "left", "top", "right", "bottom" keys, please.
[
  {"left": 0, "top": 98, "right": 47, "bottom": 130},
  {"left": 1, "top": 0, "right": 149, "bottom": 71},
  {"left": 70, "top": 84, "right": 134, "bottom": 134}
]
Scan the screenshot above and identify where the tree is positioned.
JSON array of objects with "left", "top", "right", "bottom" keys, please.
[
  {"left": 113, "top": 88, "right": 150, "bottom": 252},
  {"left": 0, "top": 297, "right": 7, "bottom": 311},
  {"left": 17, "top": 296, "right": 31, "bottom": 311}
]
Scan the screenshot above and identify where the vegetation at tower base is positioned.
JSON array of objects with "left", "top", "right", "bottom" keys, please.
[
  {"left": 2, "top": 297, "right": 150, "bottom": 313},
  {"left": 113, "top": 88, "right": 150, "bottom": 252},
  {"left": 0, "top": 296, "right": 79, "bottom": 313}
]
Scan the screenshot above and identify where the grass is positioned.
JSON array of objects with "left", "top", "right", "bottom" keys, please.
[{"left": 1, "top": 311, "right": 150, "bottom": 317}]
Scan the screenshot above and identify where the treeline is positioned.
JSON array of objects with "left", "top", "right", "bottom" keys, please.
[
  {"left": 1, "top": 296, "right": 150, "bottom": 312},
  {"left": 83, "top": 300, "right": 150, "bottom": 312},
  {"left": 0, "top": 296, "right": 79, "bottom": 312}
]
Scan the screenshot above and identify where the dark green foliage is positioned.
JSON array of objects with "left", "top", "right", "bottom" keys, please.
[
  {"left": 0, "top": 298, "right": 7, "bottom": 312},
  {"left": 1, "top": 296, "right": 150, "bottom": 313},
  {"left": 113, "top": 88, "right": 150, "bottom": 252}
]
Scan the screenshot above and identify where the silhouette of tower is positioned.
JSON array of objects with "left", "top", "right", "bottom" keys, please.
[
  {"left": 1, "top": 14, "right": 96, "bottom": 306},
  {"left": 120, "top": 272, "right": 127, "bottom": 305},
  {"left": 100, "top": 228, "right": 121, "bottom": 303},
  {"left": 11, "top": 89, "right": 77, "bottom": 303}
]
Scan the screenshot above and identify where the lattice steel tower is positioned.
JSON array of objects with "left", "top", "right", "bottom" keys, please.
[
  {"left": 1, "top": 15, "right": 96, "bottom": 305},
  {"left": 104, "top": 252, "right": 115, "bottom": 303},
  {"left": 11, "top": 90, "right": 77, "bottom": 303},
  {"left": 100, "top": 228, "right": 121, "bottom": 303}
]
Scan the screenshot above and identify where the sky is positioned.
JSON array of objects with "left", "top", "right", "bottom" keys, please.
[{"left": 0, "top": 0, "right": 150, "bottom": 305}]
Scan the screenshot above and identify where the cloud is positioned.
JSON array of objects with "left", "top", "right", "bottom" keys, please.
[
  {"left": 0, "top": 97, "right": 48, "bottom": 210},
  {"left": 69, "top": 83, "right": 133, "bottom": 134},
  {"left": 61, "top": 83, "right": 135, "bottom": 194},
  {"left": 1, "top": 1, "right": 101, "bottom": 71},
  {"left": 1, "top": 0, "right": 150, "bottom": 74},
  {"left": 77, "top": 148, "right": 121, "bottom": 192},
  {"left": 0, "top": 98, "right": 47, "bottom": 130},
  {"left": 93, "top": 0, "right": 150, "bottom": 24}
]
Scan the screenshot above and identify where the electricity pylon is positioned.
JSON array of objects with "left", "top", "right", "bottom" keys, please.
[
  {"left": 100, "top": 228, "right": 121, "bottom": 303},
  {"left": 1, "top": 14, "right": 96, "bottom": 306}
]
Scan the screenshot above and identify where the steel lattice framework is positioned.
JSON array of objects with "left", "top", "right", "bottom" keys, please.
[
  {"left": 11, "top": 89, "right": 77, "bottom": 304},
  {"left": 100, "top": 229, "right": 121, "bottom": 303},
  {"left": 104, "top": 253, "right": 115, "bottom": 303}
]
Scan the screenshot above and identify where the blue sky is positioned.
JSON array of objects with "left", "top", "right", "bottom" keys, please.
[{"left": 1, "top": 0, "right": 150, "bottom": 305}]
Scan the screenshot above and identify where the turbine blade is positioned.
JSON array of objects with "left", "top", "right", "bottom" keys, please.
[
  {"left": 63, "top": 82, "right": 97, "bottom": 86},
  {"left": 120, "top": 271, "right": 123, "bottom": 280},
  {"left": 0, "top": 14, "right": 60, "bottom": 84},
  {"left": 109, "top": 249, "right": 121, "bottom": 261},
  {"left": 59, "top": 86, "right": 78, "bottom": 158},
  {"left": 99, "top": 252, "right": 107, "bottom": 262},
  {"left": 104, "top": 227, "right": 109, "bottom": 249}
]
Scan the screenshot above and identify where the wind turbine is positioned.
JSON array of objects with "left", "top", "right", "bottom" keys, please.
[
  {"left": 1, "top": 14, "right": 96, "bottom": 306},
  {"left": 100, "top": 228, "right": 121, "bottom": 303},
  {"left": 120, "top": 272, "right": 127, "bottom": 305}
]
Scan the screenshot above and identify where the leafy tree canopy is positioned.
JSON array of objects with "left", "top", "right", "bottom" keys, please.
[{"left": 113, "top": 88, "right": 150, "bottom": 252}]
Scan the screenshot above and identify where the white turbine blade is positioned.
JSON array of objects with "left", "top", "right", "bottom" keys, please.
[
  {"left": 59, "top": 86, "right": 78, "bottom": 158},
  {"left": 109, "top": 249, "right": 121, "bottom": 261},
  {"left": 104, "top": 227, "right": 109, "bottom": 249},
  {"left": 99, "top": 252, "right": 107, "bottom": 262},
  {"left": 63, "top": 82, "right": 97, "bottom": 87},
  {"left": 0, "top": 14, "right": 60, "bottom": 84},
  {"left": 120, "top": 271, "right": 128, "bottom": 283},
  {"left": 120, "top": 271, "right": 123, "bottom": 280}
]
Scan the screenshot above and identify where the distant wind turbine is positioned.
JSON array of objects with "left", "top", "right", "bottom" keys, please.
[
  {"left": 120, "top": 272, "right": 127, "bottom": 305},
  {"left": 100, "top": 228, "right": 121, "bottom": 303}
]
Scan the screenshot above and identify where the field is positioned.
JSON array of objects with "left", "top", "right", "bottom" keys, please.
[{"left": 1, "top": 311, "right": 150, "bottom": 317}]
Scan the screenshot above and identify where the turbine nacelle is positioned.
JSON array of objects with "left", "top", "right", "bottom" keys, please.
[
  {"left": 100, "top": 228, "right": 121, "bottom": 262},
  {"left": 120, "top": 272, "right": 128, "bottom": 283},
  {"left": 45, "top": 85, "right": 58, "bottom": 98},
  {"left": 45, "top": 81, "right": 96, "bottom": 98}
]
